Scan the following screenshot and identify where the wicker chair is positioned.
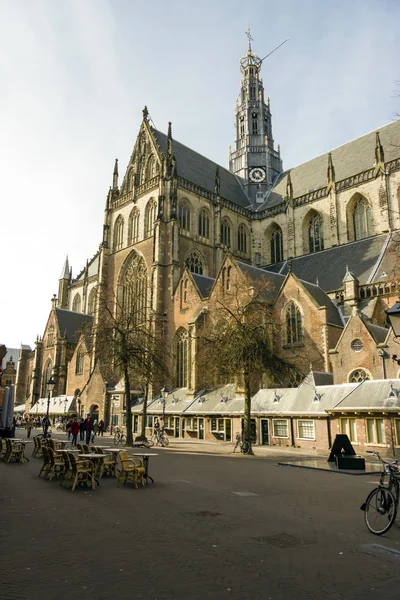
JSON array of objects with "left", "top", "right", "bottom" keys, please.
[
  {"left": 60, "top": 452, "right": 72, "bottom": 487},
  {"left": 117, "top": 451, "right": 145, "bottom": 488},
  {"left": 32, "top": 435, "right": 44, "bottom": 459},
  {"left": 94, "top": 447, "right": 116, "bottom": 477},
  {"left": 38, "top": 446, "right": 52, "bottom": 478},
  {"left": 0, "top": 438, "right": 7, "bottom": 459},
  {"left": 47, "top": 448, "right": 66, "bottom": 481},
  {"left": 68, "top": 452, "right": 95, "bottom": 491},
  {"left": 5, "top": 439, "right": 26, "bottom": 463}
]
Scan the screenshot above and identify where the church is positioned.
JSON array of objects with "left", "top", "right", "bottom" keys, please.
[{"left": 17, "top": 36, "right": 400, "bottom": 452}]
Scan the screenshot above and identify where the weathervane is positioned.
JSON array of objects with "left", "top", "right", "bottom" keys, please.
[{"left": 245, "top": 25, "right": 253, "bottom": 50}]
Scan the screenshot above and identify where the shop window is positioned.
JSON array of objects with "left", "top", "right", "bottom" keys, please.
[
  {"left": 340, "top": 418, "right": 357, "bottom": 443},
  {"left": 366, "top": 418, "right": 385, "bottom": 444},
  {"left": 297, "top": 420, "right": 315, "bottom": 440},
  {"left": 273, "top": 419, "right": 288, "bottom": 438}
]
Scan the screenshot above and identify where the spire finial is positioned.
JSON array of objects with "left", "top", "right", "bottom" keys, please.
[
  {"left": 214, "top": 165, "right": 220, "bottom": 195},
  {"left": 113, "top": 158, "right": 118, "bottom": 189},
  {"left": 167, "top": 121, "right": 173, "bottom": 155},
  {"left": 60, "top": 256, "right": 70, "bottom": 280},
  {"left": 245, "top": 25, "right": 253, "bottom": 51},
  {"left": 375, "top": 131, "right": 384, "bottom": 165},
  {"left": 287, "top": 258, "right": 293, "bottom": 273},
  {"left": 142, "top": 106, "right": 149, "bottom": 120}
]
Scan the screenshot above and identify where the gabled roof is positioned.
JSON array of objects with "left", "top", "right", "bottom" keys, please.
[
  {"left": 191, "top": 273, "right": 215, "bottom": 298},
  {"left": 152, "top": 129, "right": 250, "bottom": 208},
  {"left": 55, "top": 308, "right": 92, "bottom": 343},
  {"left": 299, "top": 279, "right": 343, "bottom": 327},
  {"left": 237, "top": 261, "right": 285, "bottom": 303},
  {"left": 271, "top": 120, "right": 400, "bottom": 199},
  {"left": 363, "top": 320, "right": 389, "bottom": 344},
  {"left": 264, "top": 234, "right": 389, "bottom": 292},
  {"left": 331, "top": 379, "right": 400, "bottom": 411}
]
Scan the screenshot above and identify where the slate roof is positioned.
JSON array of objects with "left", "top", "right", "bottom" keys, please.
[
  {"left": 364, "top": 321, "right": 389, "bottom": 344},
  {"left": 264, "top": 234, "right": 389, "bottom": 292},
  {"left": 271, "top": 120, "right": 400, "bottom": 199},
  {"left": 55, "top": 308, "right": 93, "bottom": 343},
  {"left": 300, "top": 280, "right": 344, "bottom": 327},
  {"left": 237, "top": 261, "right": 285, "bottom": 302},
  {"left": 192, "top": 273, "right": 215, "bottom": 298},
  {"left": 152, "top": 129, "right": 250, "bottom": 208},
  {"left": 331, "top": 379, "right": 400, "bottom": 411}
]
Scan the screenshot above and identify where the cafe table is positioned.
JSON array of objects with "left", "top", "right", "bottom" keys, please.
[
  {"left": 132, "top": 453, "right": 158, "bottom": 484},
  {"left": 78, "top": 453, "right": 106, "bottom": 484}
]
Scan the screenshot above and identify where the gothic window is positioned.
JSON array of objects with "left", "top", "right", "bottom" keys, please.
[
  {"left": 128, "top": 208, "right": 140, "bottom": 244},
  {"left": 87, "top": 288, "right": 96, "bottom": 316},
  {"left": 198, "top": 209, "right": 210, "bottom": 239},
  {"left": 75, "top": 346, "right": 84, "bottom": 375},
  {"left": 146, "top": 155, "right": 157, "bottom": 180},
  {"left": 113, "top": 215, "right": 124, "bottom": 251},
  {"left": 353, "top": 197, "right": 372, "bottom": 240},
  {"left": 72, "top": 294, "right": 81, "bottom": 313},
  {"left": 308, "top": 213, "right": 324, "bottom": 253},
  {"left": 237, "top": 224, "right": 248, "bottom": 254},
  {"left": 122, "top": 252, "right": 148, "bottom": 324},
  {"left": 252, "top": 112, "right": 258, "bottom": 135},
  {"left": 176, "top": 329, "right": 189, "bottom": 388},
  {"left": 180, "top": 279, "right": 188, "bottom": 309},
  {"left": 270, "top": 224, "right": 283, "bottom": 264},
  {"left": 220, "top": 218, "right": 231, "bottom": 247},
  {"left": 240, "top": 116, "right": 245, "bottom": 137},
  {"left": 286, "top": 302, "right": 303, "bottom": 345},
  {"left": 41, "top": 359, "right": 52, "bottom": 397},
  {"left": 179, "top": 201, "right": 191, "bottom": 232},
  {"left": 46, "top": 325, "right": 55, "bottom": 348},
  {"left": 226, "top": 266, "right": 231, "bottom": 291},
  {"left": 250, "top": 86, "right": 256, "bottom": 100},
  {"left": 145, "top": 199, "right": 157, "bottom": 237},
  {"left": 185, "top": 251, "right": 204, "bottom": 275},
  {"left": 348, "top": 368, "right": 371, "bottom": 383}
]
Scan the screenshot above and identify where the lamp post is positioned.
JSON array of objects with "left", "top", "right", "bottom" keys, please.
[
  {"left": 77, "top": 396, "right": 81, "bottom": 417},
  {"left": 44, "top": 377, "right": 56, "bottom": 438},
  {"left": 110, "top": 396, "right": 118, "bottom": 435},
  {"left": 386, "top": 302, "right": 400, "bottom": 339},
  {"left": 63, "top": 398, "right": 68, "bottom": 414},
  {"left": 161, "top": 387, "right": 168, "bottom": 428}
]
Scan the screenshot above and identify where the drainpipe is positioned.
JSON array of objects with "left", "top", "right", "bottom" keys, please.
[
  {"left": 390, "top": 415, "right": 396, "bottom": 458},
  {"left": 289, "top": 416, "right": 295, "bottom": 447},
  {"left": 326, "top": 415, "right": 332, "bottom": 449},
  {"left": 385, "top": 167, "right": 393, "bottom": 231},
  {"left": 378, "top": 349, "right": 387, "bottom": 379}
]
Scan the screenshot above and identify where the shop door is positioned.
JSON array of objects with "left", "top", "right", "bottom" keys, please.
[
  {"left": 199, "top": 418, "right": 204, "bottom": 439},
  {"left": 261, "top": 420, "right": 269, "bottom": 445}
]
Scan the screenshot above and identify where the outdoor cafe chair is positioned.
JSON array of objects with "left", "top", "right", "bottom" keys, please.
[
  {"left": 0, "top": 438, "right": 7, "bottom": 459},
  {"left": 67, "top": 452, "right": 95, "bottom": 492},
  {"left": 60, "top": 452, "right": 73, "bottom": 488},
  {"left": 32, "top": 435, "right": 45, "bottom": 459},
  {"left": 5, "top": 439, "right": 27, "bottom": 463},
  {"left": 47, "top": 448, "right": 65, "bottom": 481},
  {"left": 117, "top": 451, "right": 145, "bottom": 489},
  {"left": 38, "top": 446, "right": 52, "bottom": 478},
  {"left": 93, "top": 447, "right": 116, "bottom": 477}
]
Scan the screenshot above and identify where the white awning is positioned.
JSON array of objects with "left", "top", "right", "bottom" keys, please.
[
  {"left": 29, "top": 396, "right": 76, "bottom": 415},
  {"left": 14, "top": 404, "right": 27, "bottom": 413}
]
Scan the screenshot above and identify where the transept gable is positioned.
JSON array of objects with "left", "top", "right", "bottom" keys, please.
[
  {"left": 331, "top": 311, "right": 388, "bottom": 353},
  {"left": 54, "top": 308, "right": 93, "bottom": 345}
]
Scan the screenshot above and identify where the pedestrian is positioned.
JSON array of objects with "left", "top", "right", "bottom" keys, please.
[
  {"left": 79, "top": 418, "right": 85, "bottom": 441},
  {"left": 98, "top": 419, "right": 105, "bottom": 436},
  {"left": 70, "top": 418, "right": 80, "bottom": 446},
  {"left": 12, "top": 417, "right": 16, "bottom": 438},
  {"left": 233, "top": 431, "right": 241, "bottom": 453},
  {"left": 26, "top": 419, "right": 33, "bottom": 438},
  {"left": 91, "top": 420, "right": 99, "bottom": 443},
  {"left": 84, "top": 414, "right": 93, "bottom": 444},
  {"left": 66, "top": 419, "right": 73, "bottom": 441}
]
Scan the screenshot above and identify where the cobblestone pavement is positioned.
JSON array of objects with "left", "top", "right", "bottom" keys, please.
[{"left": 1, "top": 432, "right": 400, "bottom": 600}]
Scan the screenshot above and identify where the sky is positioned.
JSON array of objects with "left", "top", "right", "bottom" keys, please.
[{"left": 1, "top": 0, "right": 400, "bottom": 350}]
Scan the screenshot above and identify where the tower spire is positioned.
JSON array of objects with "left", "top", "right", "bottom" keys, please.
[
  {"left": 113, "top": 158, "right": 118, "bottom": 189},
  {"left": 167, "top": 121, "right": 173, "bottom": 155},
  {"left": 60, "top": 256, "right": 70, "bottom": 280}
]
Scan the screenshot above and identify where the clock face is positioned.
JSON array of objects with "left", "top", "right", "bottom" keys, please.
[{"left": 249, "top": 167, "right": 266, "bottom": 183}]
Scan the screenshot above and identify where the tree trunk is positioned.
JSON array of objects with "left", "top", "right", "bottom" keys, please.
[
  {"left": 138, "top": 379, "right": 150, "bottom": 441},
  {"left": 244, "top": 371, "right": 254, "bottom": 455},
  {"left": 124, "top": 366, "right": 133, "bottom": 446}
]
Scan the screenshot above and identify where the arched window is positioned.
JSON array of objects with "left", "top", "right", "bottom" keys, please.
[
  {"left": 122, "top": 252, "right": 148, "bottom": 324},
  {"left": 145, "top": 199, "right": 157, "bottom": 237},
  {"left": 72, "top": 294, "right": 81, "bottom": 313},
  {"left": 176, "top": 329, "right": 188, "bottom": 388},
  {"left": 180, "top": 279, "right": 188, "bottom": 309},
  {"left": 75, "top": 346, "right": 84, "bottom": 375},
  {"left": 146, "top": 155, "right": 157, "bottom": 180},
  {"left": 198, "top": 209, "right": 210, "bottom": 239},
  {"left": 113, "top": 215, "right": 124, "bottom": 251},
  {"left": 286, "top": 302, "right": 303, "bottom": 345},
  {"left": 87, "top": 288, "right": 96, "bottom": 316},
  {"left": 128, "top": 208, "right": 140, "bottom": 244},
  {"left": 308, "top": 213, "right": 324, "bottom": 253},
  {"left": 179, "top": 201, "right": 191, "bottom": 232},
  {"left": 185, "top": 251, "right": 204, "bottom": 275},
  {"left": 227, "top": 266, "right": 232, "bottom": 291},
  {"left": 270, "top": 224, "right": 283, "bottom": 264},
  {"left": 353, "top": 197, "right": 372, "bottom": 240},
  {"left": 41, "top": 359, "right": 52, "bottom": 397},
  {"left": 348, "top": 368, "right": 371, "bottom": 383},
  {"left": 46, "top": 325, "right": 55, "bottom": 348},
  {"left": 237, "top": 224, "right": 248, "bottom": 254},
  {"left": 220, "top": 218, "right": 231, "bottom": 247}
]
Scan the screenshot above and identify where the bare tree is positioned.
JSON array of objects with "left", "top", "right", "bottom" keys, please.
[
  {"left": 198, "top": 272, "right": 304, "bottom": 454},
  {"left": 92, "top": 286, "right": 169, "bottom": 446}
]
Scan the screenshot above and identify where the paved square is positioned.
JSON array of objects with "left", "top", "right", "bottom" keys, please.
[{"left": 1, "top": 434, "right": 400, "bottom": 599}]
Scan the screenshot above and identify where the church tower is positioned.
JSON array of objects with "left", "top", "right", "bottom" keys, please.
[{"left": 229, "top": 29, "right": 282, "bottom": 203}]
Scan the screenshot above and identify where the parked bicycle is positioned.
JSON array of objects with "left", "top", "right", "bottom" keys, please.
[
  {"left": 152, "top": 429, "right": 169, "bottom": 447},
  {"left": 360, "top": 450, "right": 400, "bottom": 535},
  {"left": 114, "top": 427, "right": 127, "bottom": 446},
  {"left": 233, "top": 432, "right": 250, "bottom": 454}
]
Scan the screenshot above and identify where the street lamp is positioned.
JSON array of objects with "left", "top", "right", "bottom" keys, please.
[
  {"left": 161, "top": 387, "right": 168, "bottom": 427},
  {"left": 110, "top": 396, "right": 118, "bottom": 435},
  {"left": 386, "top": 302, "right": 400, "bottom": 339},
  {"left": 77, "top": 396, "right": 81, "bottom": 417},
  {"left": 43, "top": 377, "right": 56, "bottom": 438},
  {"left": 63, "top": 398, "right": 68, "bottom": 414}
]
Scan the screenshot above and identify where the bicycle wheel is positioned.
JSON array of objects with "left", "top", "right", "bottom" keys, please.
[
  {"left": 120, "top": 434, "right": 126, "bottom": 446},
  {"left": 114, "top": 434, "right": 120, "bottom": 446},
  {"left": 146, "top": 438, "right": 155, "bottom": 448},
  {"left": 241, "top": 441, "right": 250, "bottom": 455},
  {"left": 364, "top": 487, "right": 397, "bottom": 535},
  {"left": 161, "top": 436, "right": 169, "bottom": 447}
]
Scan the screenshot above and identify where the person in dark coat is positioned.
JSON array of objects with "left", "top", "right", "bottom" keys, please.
[
  {"left": 79, "top": 418, "right": 85, "bottom": 441},
  {"left": 84, "top": 414, "right": 93, "bottom": 444},
  {"left": 98, "top": 419, "right": 105, "bottom": 436},
  {"left": 70, "top": 419, "right": 80, "bottom": 446}
]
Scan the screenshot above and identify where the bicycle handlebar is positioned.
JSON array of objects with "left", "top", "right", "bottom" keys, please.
[{"left": 367, "top": 450, "right": 398, "bottom": 467}]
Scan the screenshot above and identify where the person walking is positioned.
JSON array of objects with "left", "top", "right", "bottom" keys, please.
[
  {"left": 91, "top": 420, "right": 99, "bottom": 443},
  {"left": 66, "top": 419, "right": 73, "bottom": 441},
  {"left": 98, "top": 419, "right": 105, "bottom": 436},
  {"left": 70, "top": 418, "right": 80, "bottom": 446},
  {"left": 26, "top": 419, "right": 33, "bottom": 438},
  {"left": 84, "top": 414, "right": 93, "bottom": 444},
  {"left": 233, "top": 431, "right": 241, "bottom": 453},
  {"left": 79, "top": 418, "right": 85, "bottom": 441}
]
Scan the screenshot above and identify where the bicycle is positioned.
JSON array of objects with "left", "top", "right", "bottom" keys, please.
[
  {"left": 114, "top": 428, "right": 127, "bottom": 446},
  {"left": 152, "top": 430, "right": 169, "bottom": 447},
  {"left": 360, "top": 450, "right": 400, "bottom": 535}
]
